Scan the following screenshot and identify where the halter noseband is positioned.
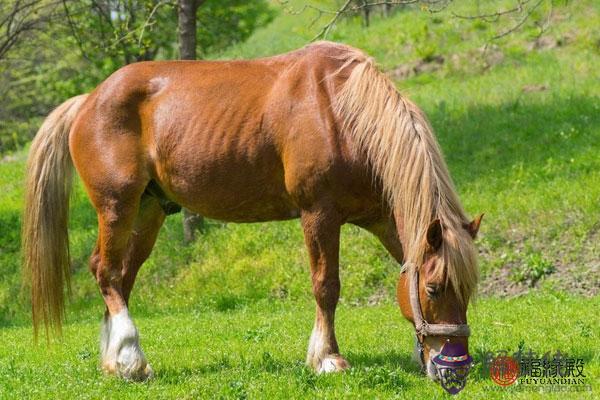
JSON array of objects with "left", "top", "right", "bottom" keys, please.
[{"left": 403, "top": 263, "right": 471, "bottom": 369}]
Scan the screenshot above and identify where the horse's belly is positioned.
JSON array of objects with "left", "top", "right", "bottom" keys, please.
[
  {"left": 154, "top": 146, "right": 299, "bottom": 223},
  {"left": 179, "top": 178, "right": 299, "bottom": 222}
]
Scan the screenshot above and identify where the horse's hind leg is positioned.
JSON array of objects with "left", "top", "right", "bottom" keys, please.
[
  {"left": 121, "top": 195, "right": 166, "bottom": 305},
  {"left": 88, "top": 183, "right": 162, "bottom": 381},
  {"left": 301, "top": 205, "right": 350, "bottom": 373}
]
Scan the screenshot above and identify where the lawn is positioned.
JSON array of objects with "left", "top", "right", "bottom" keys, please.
[
  {"left": 1, "top": 296, "right": 598, "bottom": 399},
  {"left": 0, "top": 0, "right": 599, "bottom": 398}
]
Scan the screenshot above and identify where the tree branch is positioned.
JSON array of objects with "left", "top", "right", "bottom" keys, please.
[
  {"left": 0, "top": 0, "right": 62, "bottom": 60},
  {"left": 491, "top": 0, "right": 545, "bottom": 40},
  {"left": 452, "top": 0, "right": 532, "bottom": 22},
  {"left": 298, "top": 0, "right": 551, "bottom": 43}
]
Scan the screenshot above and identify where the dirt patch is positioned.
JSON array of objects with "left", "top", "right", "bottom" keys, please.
[
  {"left": 526, "top": 32, "right": 577, "bottom": 52},
  {"left": 479, "top": 45, "right": 505, "bottom": 70},
  {"left": 479, "top": 225, "right": 600, "bottom": 298},
  {"left": 527, "top": 36, "right": 559, "bottom": 52},
  {"left": 388, "top": 55, "right": 445, "bottom": 80},
  {"left": 1, "top": 153, "right": 23, "bottom": 163},
  {"left": 387, "top": 45, "right": 507, "bottom": 81},
  {"left": 522, "top": 84, "right": 549, "bottom": 93}
]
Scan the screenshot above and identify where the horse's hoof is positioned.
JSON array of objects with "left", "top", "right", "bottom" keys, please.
[
  {"left": 117, "top": 362, "right": 153, "bottom": 382},
  {"left": 318, "top": 355, "right": 350, "bottom": 373},
  {"left": 102, "top": 358, "right": 153, "bottom": 381}
]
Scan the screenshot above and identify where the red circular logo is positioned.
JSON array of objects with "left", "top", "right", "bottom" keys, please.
[{"left": 490, "top": 356, "right": 520, "bottom": 386}]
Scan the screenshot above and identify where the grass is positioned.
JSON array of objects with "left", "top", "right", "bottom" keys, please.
[
  {"left": 1, "top": 296, "right": 598, "bottom": 399},
  {"left": 0, "top": 0, "right": 599, "bottom": 398}
]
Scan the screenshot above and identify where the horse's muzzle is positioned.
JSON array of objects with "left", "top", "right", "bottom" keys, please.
[{"left": 434, "top": 363, "right": 471, "bottom": 394}]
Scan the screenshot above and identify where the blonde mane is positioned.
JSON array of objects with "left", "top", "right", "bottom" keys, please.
[{"left": 331, "top": 44, "right": 478, "bottom": 304}]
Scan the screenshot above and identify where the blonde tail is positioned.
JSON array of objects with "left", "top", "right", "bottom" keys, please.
[{"left": 22, "top": 94, "right": 88, "bottom": 338}]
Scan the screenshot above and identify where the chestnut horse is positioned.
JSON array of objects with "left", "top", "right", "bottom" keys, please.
[{"left": 23, "top": 41, "right": 482, "bottom": 382}]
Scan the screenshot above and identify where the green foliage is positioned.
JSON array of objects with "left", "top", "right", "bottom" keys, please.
[
  {"left": 0, "top": 0, "right": 274, "bottom": 154},
  {"left": 411, "top": 23, "right": 438, "bottom": 62},
  {"left": 61, "top": 1, "right": 178, "bottom": 65},
  {"left": 196, "top": 0, "right": 276, "bottom": 57},
  {"left": 511, "top": 253, "right": 555, "bottom": 286},
  {"left": 57, "top": 0, "right": 274, "bottom": 66},
  {"left": 0, "top": 120, "right": 39, "bottom": 154}
]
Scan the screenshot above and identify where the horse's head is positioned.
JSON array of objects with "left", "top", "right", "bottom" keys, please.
[{"left": 396, "top": 215, "right": 483, "bottom": 381}]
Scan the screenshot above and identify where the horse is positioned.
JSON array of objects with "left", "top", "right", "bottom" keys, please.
[{"left": 22, "top": 41, "right": 482, "bottom": 382}]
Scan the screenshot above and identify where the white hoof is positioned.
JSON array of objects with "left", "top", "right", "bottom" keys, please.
[
  {"left": 100, "top": 309, "right": 152, "bottom": 381},
  {"left": 317, "top": 355, "right": 351, "bottom": 374},
  {"left": 116, "top": 339, "right": 153, "bottom": 381}
]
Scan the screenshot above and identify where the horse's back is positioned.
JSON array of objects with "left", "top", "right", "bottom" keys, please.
[{"left": 70, "top": 42, "right": 378, "bottom": 221}]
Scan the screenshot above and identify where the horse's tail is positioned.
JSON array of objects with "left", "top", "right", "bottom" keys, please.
[{"left": 22, "top": 94, "right": 88, "bottom": 338}]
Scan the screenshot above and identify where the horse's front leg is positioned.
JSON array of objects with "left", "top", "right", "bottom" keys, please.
[{"left": 301, "top": 206, "right": 350, "bottom": 373}]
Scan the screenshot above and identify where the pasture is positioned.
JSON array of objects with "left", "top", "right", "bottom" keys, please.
[{"left": 0, "top": 0, "right": 598, "bottom": 398}]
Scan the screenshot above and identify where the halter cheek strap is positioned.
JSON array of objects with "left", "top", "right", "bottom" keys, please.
[
  {"left": 403, "top": 263, "right": 471, "bottom": 368},
  {"left": 409, "top": 267, "right": 471, "bottom": 337}
]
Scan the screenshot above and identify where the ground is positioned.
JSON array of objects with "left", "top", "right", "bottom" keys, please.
[
  {"left": 1, "top": 297, "right": 598, "bottom": 399},
  {"left": 0, "top": 0, "right": 598, "bottom": 398}
]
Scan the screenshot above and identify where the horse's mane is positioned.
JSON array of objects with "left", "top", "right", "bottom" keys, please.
[{"left": 327, "top": 42, "right": 478, "bottom": 304}]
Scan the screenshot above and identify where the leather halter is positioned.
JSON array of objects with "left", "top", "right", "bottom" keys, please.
[{"left": 402, "top": 263, "right": 471, "bottom": 368}]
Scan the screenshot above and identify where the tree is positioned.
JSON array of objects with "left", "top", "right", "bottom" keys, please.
[
  {"left": 178, "top": 0, "right": 204, "bottom": 243},
  {"left": 0, "top": 0, "right": 61, "bottom": 60},
  {"left": 0, "top": 0, "right": 273, "bottom": 154},
  {"left": 178, "top": 0, "right": 202, "bottom": 60}
]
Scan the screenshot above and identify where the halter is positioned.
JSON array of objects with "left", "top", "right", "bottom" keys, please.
[{"left": 402, "top": 263, "right": 471, "bottom": 369}]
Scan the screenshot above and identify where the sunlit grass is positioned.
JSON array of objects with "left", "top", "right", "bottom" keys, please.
[{"left": 0, "top": 295, "right": 597, "bottom": 398}]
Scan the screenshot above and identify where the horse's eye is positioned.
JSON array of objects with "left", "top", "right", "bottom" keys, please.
[{"left": 425, "top": 284, "right": 440, "bottom": 299}]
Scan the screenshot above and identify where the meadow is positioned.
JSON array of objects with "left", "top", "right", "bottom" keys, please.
[{"left": 0, "top": 0, "right": 598, "bottom": 398}]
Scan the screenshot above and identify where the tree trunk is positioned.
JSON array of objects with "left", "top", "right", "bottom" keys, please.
[
  {"left": 183, "top": 208, "right": 204, "bottom": 243},
  {"left": 384, "top": 4, "right": 392, "bottom": 17},
  {"left": 362, "top": 2, "right": 370, "bottom": 27},
  {"left": 178, "top": 0, "right": 204, "bottom": 243},
  {"left": 178, "top": 0, "right": 200, "bottom": 60}
]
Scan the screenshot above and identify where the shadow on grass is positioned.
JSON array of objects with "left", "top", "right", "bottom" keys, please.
[
  {"left": 154, "top": 351, "right": 419, "bottom": 392},
  {"left": 348, "top": 349, "right": 421, "bottom": 374},
  {"left": 428, "top": 95, "right": 600, "bottom": 184}
]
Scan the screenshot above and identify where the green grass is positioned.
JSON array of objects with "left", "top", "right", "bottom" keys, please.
[
  {"left": 1, "top": 296, "right": 598, "bottom": 399},
  {"left": 1, "top": 0, "right": 599, "bottom": 398}
]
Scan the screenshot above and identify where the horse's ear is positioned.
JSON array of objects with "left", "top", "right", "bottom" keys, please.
[
  {"left": 464, "top": 213, "right": 484, "bottom": 239},
  {"left": 426, "top": 219, "right": 443, "bottom": 250}
]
